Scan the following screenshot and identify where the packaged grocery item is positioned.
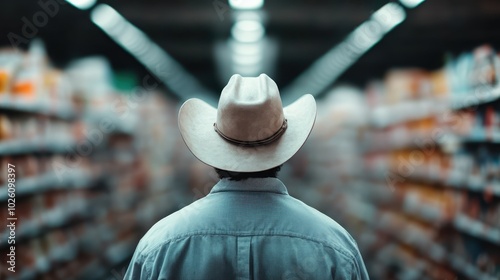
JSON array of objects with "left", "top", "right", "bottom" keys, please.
[
  {"left": 25, "top": 156, "right": 39, "bottom": 177},
  {"left": 45, "top": 69, "right": 73, "bottom": 108},
  {"left": 9, "top": 115, "right": 41, "bottom": 140},
  {"left": 471, "top": 45, "right": 499, "bottom": 88},
  {"left": 0, "top": 114, "right": 13, "bottom": 140},
  {"left": 0, "top": 50, "right": 23, "bottom": 95},
  {"left": 385, "top": 69, "right": 429, "bottom": 103},
  {"left": 12, "top": 68, "right": 37, "bottom": 100},
  {"left": 0, "top": 156, "right": 11, "bottom": 186},
  {"left": 485, "top": 105, "right": 498, "bottom": 140},
  {"left": 11, "top": 40, "right": 47, "bottom": 101},
  {"left": 446, "top": 52, "right": 474, "bottom": 95},
  {"left": 356, "top": 45, "right": 500, "bottom": 280},
  {"left": 430, "top": 68, "right": 449, "bottom": 98}
]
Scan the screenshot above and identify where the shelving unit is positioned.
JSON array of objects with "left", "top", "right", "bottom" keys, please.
[
  {"left": 0, "top": 47, "right": 180, "bottom": 280},
  {"left": 0, "top": 97, "right": 76, "bottom": 121},
  {"left": 301, "top": 45, "right": 500, "bottom": 280},
  {"left": 451, "top": 86, "right": 500, "bottom": 110},
  {"left": 454, "top": 214, "right": 500, "bottom": 245},
  {"left": 366, "top": 54, "right": 500, "bottom": 278},
  {"left": 0, "top": 168, "right": 97, "bottom": 203},
  {"left": 0, "top": 137, "right": 77, "bottom": 156}
]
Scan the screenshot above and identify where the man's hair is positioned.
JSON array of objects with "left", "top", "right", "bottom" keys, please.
[{"left": 215, "top": 165, "right": 282, "bottom": 181}]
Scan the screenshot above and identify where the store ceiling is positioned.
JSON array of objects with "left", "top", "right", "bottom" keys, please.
[{"left": 1, "top": 0, "right": 500, "bottom": 98}]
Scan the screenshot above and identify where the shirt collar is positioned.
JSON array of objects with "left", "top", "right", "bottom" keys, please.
[{"left": 209, "top": 177, "right": 289, "bottom": 195}]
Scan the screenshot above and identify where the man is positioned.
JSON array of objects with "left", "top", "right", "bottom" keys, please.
[{"left": 124, "top": 74, "right": 369, "bottom": 280}]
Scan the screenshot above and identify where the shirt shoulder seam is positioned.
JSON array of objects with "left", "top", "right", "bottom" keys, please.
[{"left": 138, "top": 231, "right": 356, "bottom": 260}]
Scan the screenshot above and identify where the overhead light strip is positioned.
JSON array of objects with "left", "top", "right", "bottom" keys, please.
[
  {"left": 90, "top": 4, "right": 216, "bottom": 104},
  {"left": 66, "top": 0, "right": 97, "bottom": 10},
  {"left": 283, "top": 2, "right": 406, "bottom": 104},
  {"left": 399, "top": 0, "right": 426, "bottom": 8},
  {"left": 229, "top": 0, "right": 264, "bottom": 10}
]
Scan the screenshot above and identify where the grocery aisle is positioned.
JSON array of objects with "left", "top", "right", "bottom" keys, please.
[
  {"left": 0, "top": 0, "right": 499, "bottom": 279},
  {"left": 0, "top": 42, "right": 187, "bottom": 279},
  {"left": 304, "top": 45, "right": 500, "bottom": 280}
]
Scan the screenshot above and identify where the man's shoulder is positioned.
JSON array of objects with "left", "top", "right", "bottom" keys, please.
[
  {"left": 284, "top": 196, "right": 359, "bottom": 257},
  {"left": 134, "top": 191, "right": 358, "bottom": 259},
  {"left": 134, "top": 199, "right": 208, "bottom": 254}
]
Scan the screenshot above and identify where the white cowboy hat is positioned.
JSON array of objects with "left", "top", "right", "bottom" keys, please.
[{"left": 178, "top": 74, "right": 316, "bottom": 172}]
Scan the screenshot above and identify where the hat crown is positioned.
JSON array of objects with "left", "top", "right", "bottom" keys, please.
[{"left": 216, "top": 74, "right": 285, "bottom": 142}]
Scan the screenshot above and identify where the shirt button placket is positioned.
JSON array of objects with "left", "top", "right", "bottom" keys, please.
[{"left": 236, "top": 236, "right": 252, "bottom": 280}]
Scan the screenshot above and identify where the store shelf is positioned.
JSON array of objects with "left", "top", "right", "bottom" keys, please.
[
  {"left": 403, "top": 202, "right": 446, "bottom": 226},
  {"left": 0, "top": 201, "right": 93, "bottom": 249},
  {"left": 105, "top": 238, "right": 137, "bottom": 266},
  {"left": 0, "top": 97, "right": 76, "bottom": 120},
  {"left": 76, "top": 260, "right": 108, "bottom": 280},
  {"left": 367, "top": 169, "right": 500, "bottom": 198},
  {"left": 351, "top": 181, "right": 448, "bottom": 226},
  {"left": 370, "top": 86, "right": 500, "bottom": 129},
  {"left": 348, "top": 204, "right": 497, "bottom": 280},
  {"left": 0, "top": 45, "right": 179, "bottom": 280},
  {"left": 0, "top": 136, "right": 76, "bottom": 156},
  {"left": 370, "top": 245, "right": 429, "bottom": 280},
  {"left": 451, "top": 86, "right": 500, "bottom": 110},
  {"left": 371, "top": 98, "right": 447, "bottom": 128},
  {"left": 365, "top": 133, "right": 440, "bottom": 153},
  {"left": 448, "top": 254, "right": 498, "bottom": 280},
  {"left": 86, "top": 112, "right": 136, "bottom": 136},
  {"left": 461, "top": 132, "right": 500, "bottom": 145},
  {"left": 367, "top": 174, "right": 500, "bottom": 245},
  {"left": 78, "top": 238, "right": 137, "bottom": 280},
  {"left": 454, "top": 214, "right": 500, "bottom": 246},
  {"left": 347, "top": 203, "right": 446, "bottom": 261},
  {"left": 0, "top": 168, "right": 100, "bottom": 202},
  {"left": 439, "top": 131, "right": 500, "bottom": 145},
  {"left": 357, "top": 179, "right": 500, "bottom": 249},
  {"left": 459, "top": 179, "right": 500, "bottom": 194},
  {"left": 443, "top": 169, "right": 500, "bottom": 197}
]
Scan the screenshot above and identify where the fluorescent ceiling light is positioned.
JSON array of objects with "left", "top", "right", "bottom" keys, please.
[
  {"left": 231, "top": 20, "right": 265, "bottom": 43},
  {"left": 351, "top": 22, "right": 383, "bottom": 50},
  {"left": 230, "top": 40, "right": 261, "bottom": 55},
  {"left": 232, "top": 64, "right": 262, "bottom": 76},
  {"left": 372, "top": 3, "right": 406, "bottom": 32},
  {"left": 91, "top": 4, "right": 215, "bottom": 103},
  {"left": 232, "top": 53, "right": 261, "bottom": 65},
  {"left": 399, "top": 0, "right": 425, "bottom": 8},
  {"left": 282, "top": 2, "right": 407, "bottom": 102},
  {"left": 229, "top": 0, "right": 264, "bottom": 10},
  {"left": 66, "top": 0, "right": 97, "bottom": 10},
  {"left": 91, "top": 4, "right": 122, "bottom": 30}
]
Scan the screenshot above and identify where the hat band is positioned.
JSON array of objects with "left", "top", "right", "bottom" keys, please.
[{"left": 213, "top": 119, "right": 288, "bottom": 147}]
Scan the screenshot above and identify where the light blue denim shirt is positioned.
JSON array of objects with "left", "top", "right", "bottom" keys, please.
[{"left": 124, "top": 178, "right": 369, "bottom": 280}]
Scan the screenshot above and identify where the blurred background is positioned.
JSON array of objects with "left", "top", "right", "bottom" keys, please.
[{"left": 0, "top": 0, "right": 500, "bottom": 279}]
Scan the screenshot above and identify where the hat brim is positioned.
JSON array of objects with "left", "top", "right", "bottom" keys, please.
[{"left": 178, "top": 94, "right": 316, "bottom": 172}]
